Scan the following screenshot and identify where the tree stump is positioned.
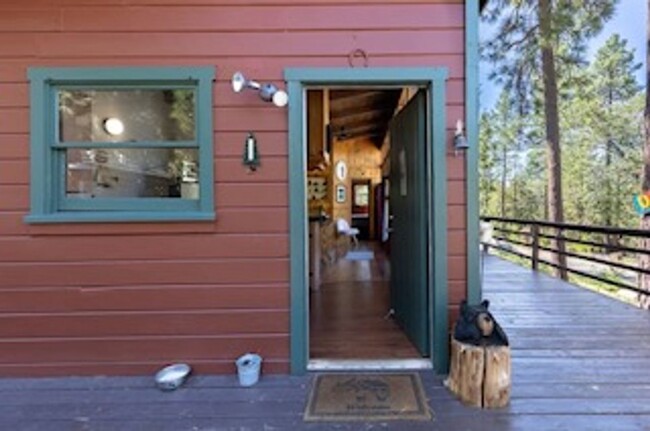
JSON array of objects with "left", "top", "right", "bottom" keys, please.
[{"left": 444, "top": 338, "right": 511, "bottom": 408}]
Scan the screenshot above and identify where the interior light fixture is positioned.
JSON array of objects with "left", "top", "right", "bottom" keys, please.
[
  {"left": 231, "top": 72, "right": 288, "bottom": 107},
  {"left": 103, "top": 117, "right": 125, "bottom": 136}
]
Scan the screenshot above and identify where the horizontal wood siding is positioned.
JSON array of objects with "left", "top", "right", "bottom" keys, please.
[{"left": 0, "top": 0, "right": 466, "bottom": 376}]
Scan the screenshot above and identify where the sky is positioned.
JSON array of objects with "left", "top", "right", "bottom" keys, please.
[{"left": 479, "top": 0, "right": 647, "bottom": 112}]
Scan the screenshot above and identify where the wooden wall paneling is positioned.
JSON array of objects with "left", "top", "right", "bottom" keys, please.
[
  {"left": 57, "top": 5, "right": 463, "bottom": 32},
  {"left": 53, "top": 0, "right": 462, "bottom": 5},
  {"left": 0, "top": 259, "right": 290, "bottom": 287},
  {"left": 0, "top": 234, "right": 289, "bottom": 262},
  {"left": 0, "top": 285, "right": 290, "bottom": 313},
  {"left": 0, "top": 336, "right": 289, "bottom": 364},
  {"left": 0, "top": 56, "right": 466, "bottom": 84},
  {"left": 0, "top": 1, "right": 466, "bottom": 376},
  {"left": 0, "top": 311, "right": 290, "bottom": 338}
]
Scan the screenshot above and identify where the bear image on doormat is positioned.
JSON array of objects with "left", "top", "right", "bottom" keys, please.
[{"left": 453, "top": 300, "right": 509, "bottom": 347}]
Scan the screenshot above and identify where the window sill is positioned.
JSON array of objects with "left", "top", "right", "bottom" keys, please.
[{"left": 24, "top": 211, "right": 216, "bottom": 224}]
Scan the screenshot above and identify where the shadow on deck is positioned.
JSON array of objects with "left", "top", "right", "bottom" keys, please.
[{"left": 1, "top": 255, "right": 650, "bottom": 430}]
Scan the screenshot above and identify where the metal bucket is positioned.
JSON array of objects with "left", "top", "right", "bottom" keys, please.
[{"left": 235, "top": 353, "right": 262, "bottom": 387}]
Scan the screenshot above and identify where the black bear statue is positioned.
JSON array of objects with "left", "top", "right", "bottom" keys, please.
[{"left": 453, "top": 300, "right": 509, "bottom": 347}]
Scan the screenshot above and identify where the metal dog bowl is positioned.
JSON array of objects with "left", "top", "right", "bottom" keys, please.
[{"left": 155, "top": 363, "right": 191, "bottom": 391}]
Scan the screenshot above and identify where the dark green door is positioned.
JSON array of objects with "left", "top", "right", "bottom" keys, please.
[{"left": 389, "top": 91, "right": 429, "bottom": 356}]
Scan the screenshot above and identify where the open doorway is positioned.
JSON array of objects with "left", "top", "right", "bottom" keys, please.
[
  {"left": 306, "top": 86, "right": 431, "bottom": 366},
  {"left": 286, "top": 67, "right": 449, "bottom": 375}
]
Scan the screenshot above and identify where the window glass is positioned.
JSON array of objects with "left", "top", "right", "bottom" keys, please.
[
  {"left": 66, "top": 148, "right": 199, "bottom": 199},
  {"left": 354, "top": 184, "right": 369, "bottom": 207},
  {"left": 58, "top": 89, "right": 195, "bottom": 142},
  {"left": 27, "top": 66, "right": 214, "bottom": 223}
]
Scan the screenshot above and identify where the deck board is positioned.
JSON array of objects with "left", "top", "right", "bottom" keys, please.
[{"left": 1, "top": 255, "right": 650, "bottom": 430}]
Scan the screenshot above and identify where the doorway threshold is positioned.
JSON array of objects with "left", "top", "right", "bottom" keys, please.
[{"left": 308, "top": 359, "right": 433, "bottom": 371}]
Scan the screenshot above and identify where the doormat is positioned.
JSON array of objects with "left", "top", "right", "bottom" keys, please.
[
  {"left": 344, "top": 250, "right": 375, "bottom": 261},
  {"left": 304, "top": 373, "right": 432, "bottom": 422}
]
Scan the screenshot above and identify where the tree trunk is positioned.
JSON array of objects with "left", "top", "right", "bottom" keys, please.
[
  {"left": 638, "top": 0, "right": 650, "bottom": 309},
  {"left": 501, "top": 144, "right": 507, "bottom": 217},
  {"left": 513, "top": 114, "right": 524, "bottom": 218},
  {"left": 605, "top": 85, "right": 614, "bottom": 249},
  {"left": 538, "top": 0, "right": 568, "bottom": 280},
  {"left": 605, "top": 140, "right": 612, "bottom": 225},
  {"left": 605, "top": 139, "right": 615, "bottom": 252}
]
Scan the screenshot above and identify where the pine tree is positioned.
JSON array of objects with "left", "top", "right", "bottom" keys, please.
[
  {"left": 591, "top": 35, "right": 642, "bottom": 232},
  {"left": 479, "top": 113, "right": 499, "bottom": 215},
  {"left": 639, "top": 0, "right": 650, "bottom": 309},
  {"left": 483, "top": 0, "right": 617, "bottom": 279}
]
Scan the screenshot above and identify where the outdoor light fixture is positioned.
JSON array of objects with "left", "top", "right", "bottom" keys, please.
[
  {"left": 103, "top": 117, "right": 124, "bottom": 136},
  {"left": 231, "top": 72, "right": 288, "bottom": 107},
  {"left": 453, "top": 119, "right": 469, "bottom": 155},
  {"left": 243, "top": 132, "right": 260, "bottom": 171}
]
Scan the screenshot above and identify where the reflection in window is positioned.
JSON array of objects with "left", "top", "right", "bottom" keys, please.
[
  {"left": 27, "top": 66, "right": 214, "bottom": 222},
  {"left": 58, "top": 90, "right": 195, "bottom": 142},
  {"left": 66, "top": 148, "right": 199, "bottom": 199}
]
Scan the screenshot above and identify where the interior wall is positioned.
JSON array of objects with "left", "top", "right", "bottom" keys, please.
[
  {"left": 380, "top": 87, "right": 418, "bottom": 178},
  {"left": 330, "top": 137, "right": 382, "bottom": 240}
]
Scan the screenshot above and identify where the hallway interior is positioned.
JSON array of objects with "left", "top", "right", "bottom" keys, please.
[{"left": 309, "top": 242, "right": 421, "bottom": 359}]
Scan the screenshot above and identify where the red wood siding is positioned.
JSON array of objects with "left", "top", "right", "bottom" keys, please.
[{"left": 0, "top": 0, "right": 466, "bottom": 376}]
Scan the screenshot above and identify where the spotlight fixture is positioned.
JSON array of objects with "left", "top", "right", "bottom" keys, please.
[
  {"left": 231, "top": 72, "right": 288, "bottom": 107},
  {"left": 232, "top": 71, "right": 258, "bottom": 92},
  {"left": 103, "top": 117, "right": 124, "bottom": 136}
]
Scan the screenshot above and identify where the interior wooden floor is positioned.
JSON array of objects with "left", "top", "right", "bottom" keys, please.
[{"left": 309, "top": 241, "right": 422, "bottom": 359}]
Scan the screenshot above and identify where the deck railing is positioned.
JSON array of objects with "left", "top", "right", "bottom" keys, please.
[{"left": 480, "top": 216, "right": 650, "bottom": 296}]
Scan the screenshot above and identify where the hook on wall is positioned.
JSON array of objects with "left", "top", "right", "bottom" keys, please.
[{"left": 347, "top": 49, "right": 369, "bottom": 68}]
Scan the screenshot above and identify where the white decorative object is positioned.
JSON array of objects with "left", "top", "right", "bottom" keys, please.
[
  {"left": 335, "top": 160, "right": 347, "bottom": 181},
  {"left": 307, "top": 176, "right": 327, "bottom": 200},
  {"left": 336, "top": 185, "right": 346, "bottom": 203}
]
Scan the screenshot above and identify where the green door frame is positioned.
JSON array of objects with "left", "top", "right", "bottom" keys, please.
[
  {"left": 466, "top": 0, "right": 481, "bottom": 305},
  {"left": 285, "top": 67, "right": 449, "bottom": 375}
]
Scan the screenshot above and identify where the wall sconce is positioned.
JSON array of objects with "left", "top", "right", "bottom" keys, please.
[
  {"left": 453, "top": 119, "right": 469, "bottom": 155},
  {"left": 103, "top": 117, "right": 124, "bottom": 136},
  {"left": 242, "top": 132, "right": 260, "bottom": 171},
  {"left": 231, "top": 72, "right": 288, "bottom": 107}
]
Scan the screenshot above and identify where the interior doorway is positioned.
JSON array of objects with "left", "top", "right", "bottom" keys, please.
[{"left": 305, "top": 85, "right": 431, "bottom": 366}]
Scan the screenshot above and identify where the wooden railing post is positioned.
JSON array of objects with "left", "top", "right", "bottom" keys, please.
[
  {"left": 531, "top": 224, "right": 539, "bottom": 271},
  {"left": 557, "top": 227, "right": 568, "bottom": 281}
]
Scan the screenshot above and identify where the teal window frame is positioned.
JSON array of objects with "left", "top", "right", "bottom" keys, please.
[{"left": 25, "top": 66, "right": 215, "bottom": 224}]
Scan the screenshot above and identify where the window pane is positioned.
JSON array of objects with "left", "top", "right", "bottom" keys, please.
[
  {"left": 354, "top": 184, "right": 369, "bottom": 207},
  {"left": 59, "top": 90, "right": 195, "bottom": 142},
  {"left": 66, "top": 148, "right": 199, "bottom": 199}
]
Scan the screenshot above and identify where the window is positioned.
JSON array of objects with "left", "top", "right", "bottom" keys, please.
[{"left": 25, "top": 67, "right": 215, "bottom": 223}]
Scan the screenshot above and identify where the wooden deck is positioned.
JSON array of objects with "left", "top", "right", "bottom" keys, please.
[{"left": 1, "top": 255, "right": 650, "bottom": 430}]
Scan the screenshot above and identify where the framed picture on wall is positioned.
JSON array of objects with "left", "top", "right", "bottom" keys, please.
[{"left": 336, "top": 185, "right": 346, "bottom": 203}]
